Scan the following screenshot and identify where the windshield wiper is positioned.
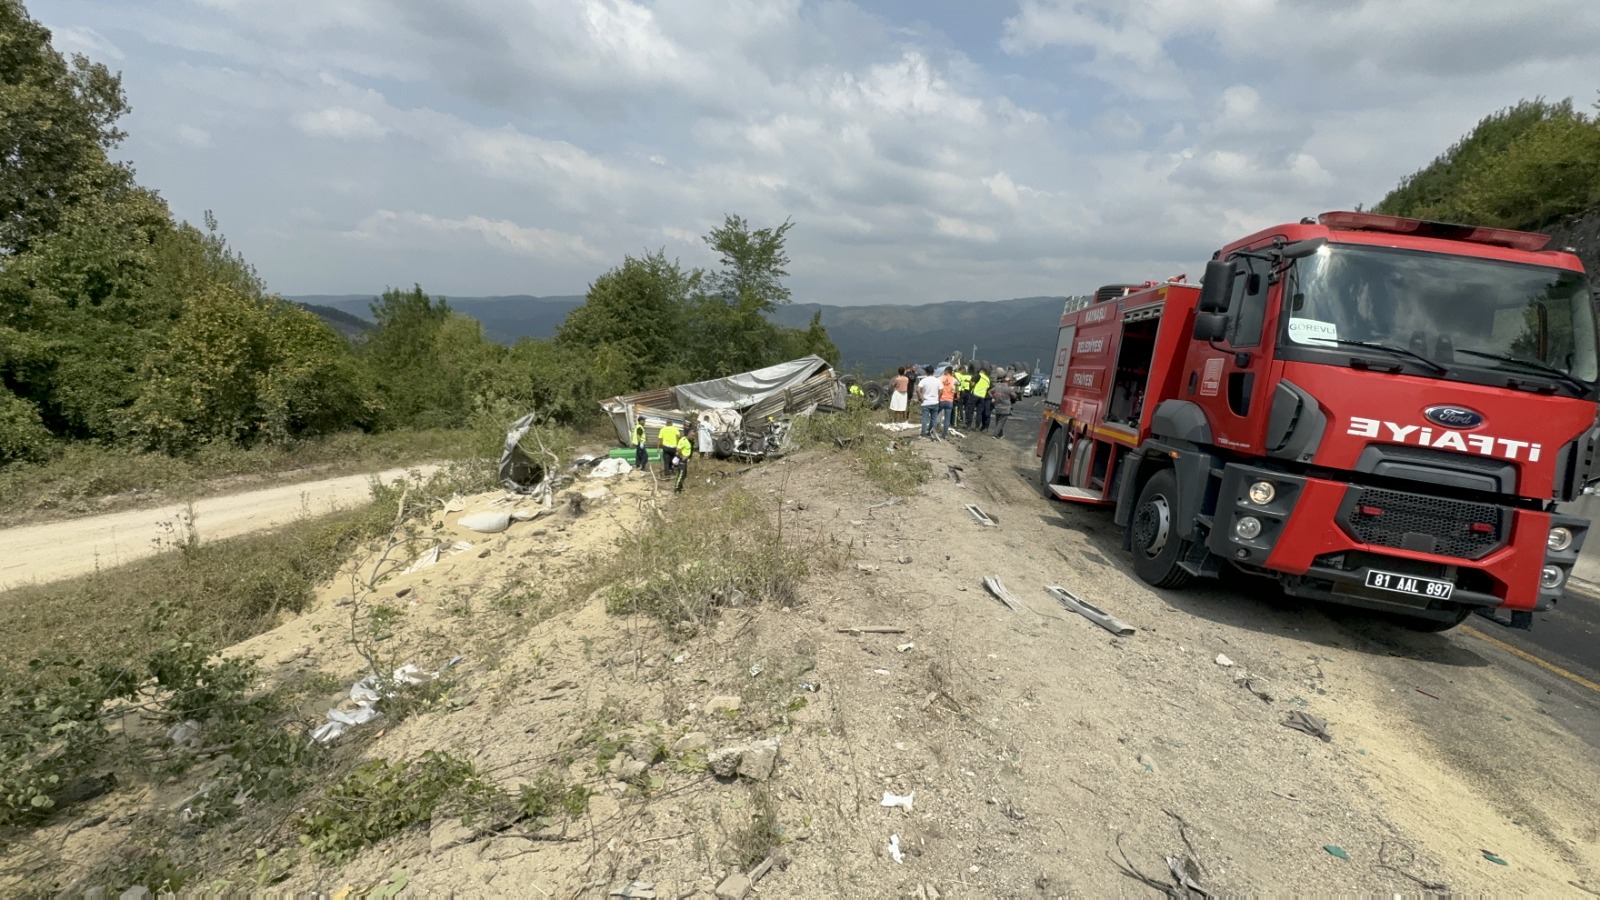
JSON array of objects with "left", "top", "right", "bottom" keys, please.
[
  {"left": 1321, "top": 339, "right": 1448, "bottom": 375},
  {"left": 1452, "top": 348, "right": 1591, "bottom": 396}
]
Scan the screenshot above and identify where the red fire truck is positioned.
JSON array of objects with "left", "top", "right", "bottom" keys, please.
[{"left": 1037, "top": 211, "right": 1600, "bottom": 631}]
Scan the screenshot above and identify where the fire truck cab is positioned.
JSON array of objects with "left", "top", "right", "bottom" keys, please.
[{"left": 1037, "top": 211, "right": 1600, "bottom": 631}]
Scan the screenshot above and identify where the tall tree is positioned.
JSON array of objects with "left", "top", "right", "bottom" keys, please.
[
  {"left": 0, "top": 0, "right": 133, "bottom": 256},
  {"left": 703, "top": 214, "right": 794, "bottom": 314},
  {"left": 557, "top": 250, "right": 699, "bottom": 390}
]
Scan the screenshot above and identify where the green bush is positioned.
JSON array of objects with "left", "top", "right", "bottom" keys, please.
[
  {"left": 0, "top": 390, "right": 54, "bottom": 465},
  {"left": 299, "top": 751, "right": 497, "bottom": 864}
]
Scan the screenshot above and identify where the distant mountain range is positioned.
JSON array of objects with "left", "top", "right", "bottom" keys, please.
[{"left": 289, "top": 293, "right": 1077, "bottom": 377}]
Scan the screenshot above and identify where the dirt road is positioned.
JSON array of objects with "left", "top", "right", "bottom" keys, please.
[{"left": 0, "top": 465, "right": 437, "bottom": 592}]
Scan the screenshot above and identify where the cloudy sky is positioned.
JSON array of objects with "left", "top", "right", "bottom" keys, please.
[{"left": 33, "top": 0, "right": 1600, "bottom": 305}]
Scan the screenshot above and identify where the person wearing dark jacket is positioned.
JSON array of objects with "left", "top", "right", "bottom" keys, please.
[{"left": 989, "top": 378, "right": 1018, "bottom": 438}]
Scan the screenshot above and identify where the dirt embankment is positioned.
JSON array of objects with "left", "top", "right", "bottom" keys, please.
[{"left": 22, "top": 437, "right": 1600, "bottom": 896}]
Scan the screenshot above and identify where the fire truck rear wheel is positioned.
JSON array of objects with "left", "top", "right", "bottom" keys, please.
[
  {"left": 1040, "top": 428, "right": 1066, "bottom": 491},
  {"left": 1069, "top": 438, "right": 1093, "bottom": 489},
  {"left": 1130, "top": 469, "right": 1193, "bottom": 589}
]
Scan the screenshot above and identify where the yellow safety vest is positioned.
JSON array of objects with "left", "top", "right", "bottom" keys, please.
[
  {"left": 658, "top": 423, "right": 681, "bottom": 448},
  {"left": 956, "top": 373, "right": 972, "bottom": 392},
  {"left": 974, "top": 373, "right": 991, "bottom": 398},
  {"left": 632, "top": 423, "right": 645, "bottom": 446},
  {"left": 849, "top": 383, "right": 864, "bottom": 396},
  {"left": 676, "top": 436, "right": 693, "bottom": 459}
]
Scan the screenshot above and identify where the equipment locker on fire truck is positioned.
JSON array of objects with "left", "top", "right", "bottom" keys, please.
[{"left": 1037, "top": 211, "right": 1600, "bottom": 632}]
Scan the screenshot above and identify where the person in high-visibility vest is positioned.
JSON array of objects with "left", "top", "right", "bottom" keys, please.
[
  {"left": 632, "top": 414, "right": 648, "bottom": 473},
  {"left": 673, "top": 432, "right": 693, "bottom": 493},
  {"left": 973, "top": 368, "right": 993, "bottom": 432},
  {"left": 657, "top": 419, "right": 682, "bottom": 477},
  {"left": 848, "top": 381, "right": 865, "bottom": 402}
]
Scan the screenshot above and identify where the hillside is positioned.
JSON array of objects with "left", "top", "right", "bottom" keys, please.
[
  {"left": 292, "top": 294, "right": 1076, "bottom": 375},
  {"left": 292, "top": 294, "right": 587, "bottom": 345}
]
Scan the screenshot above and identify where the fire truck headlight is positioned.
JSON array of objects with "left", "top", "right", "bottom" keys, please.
[
  {"left": 1548, "top": 526, "right": 1573, "bottom": 552},
  {"left": 1541, "top": 565, "right": 1565, "bottom": 589},
  {"left": 1234, "top": 516, "right": 1263, "bottom": 540},
  {"left": 1247, "top": 481, "right": 1276, "bottom": 505}
]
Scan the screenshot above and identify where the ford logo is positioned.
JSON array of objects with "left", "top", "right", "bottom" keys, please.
[{"left": 1423, "top": 405, "right": 1484, "bottom": 429}]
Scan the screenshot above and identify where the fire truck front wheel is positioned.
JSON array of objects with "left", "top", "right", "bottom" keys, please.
[
  {"left": 1130, "top": 469, "right": 1193, "bottom": 589},
  {"left": 1040, "top": 428, "right": 1066, "bottom": 491}
]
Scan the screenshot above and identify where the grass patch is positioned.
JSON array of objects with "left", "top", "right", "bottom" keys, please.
[
  {"left": 589, "top": 489, "right": 826, "bottom": 634},
  {"left": 788, "top": 404, "right": 930, "bottom": 496},
  {"left": 725, "top": 785, "right": 782, "bottom": 871}
]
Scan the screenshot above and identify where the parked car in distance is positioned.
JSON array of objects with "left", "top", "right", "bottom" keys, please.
[{"left": 1024, "top": 375, "right": 1048, "bottom": 398}]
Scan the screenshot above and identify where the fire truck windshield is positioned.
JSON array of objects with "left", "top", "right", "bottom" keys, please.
[{"left": 1283, "top": 243, "right": 1598, "bottom": 388}]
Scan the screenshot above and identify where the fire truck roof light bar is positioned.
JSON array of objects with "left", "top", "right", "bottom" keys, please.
[{"left": 1317, "top": 211, "right": 1552, "bottom": 253}]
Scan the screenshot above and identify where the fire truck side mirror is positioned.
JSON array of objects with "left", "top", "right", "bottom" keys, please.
[
  {"left": 1192, "top": 312, "right": 1228, "bottom": 342},
  {"left": 1198, "top": 259, "right": 1235, "bottom": 313}
]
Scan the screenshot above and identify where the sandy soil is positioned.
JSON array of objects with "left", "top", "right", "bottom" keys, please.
[
  {"left": 0, "top": 465, "right": 438, "bottom": 592},
  {"left": 20, "top": 435, "right": 1600, "bottom": 897}
]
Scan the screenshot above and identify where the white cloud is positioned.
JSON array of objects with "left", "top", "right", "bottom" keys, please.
[
  {"left": 346, "top": 210, "right": 604, "bottom": 263},
  {"left": 51, "top": 24, "right": 124, "bottom": 60},
  {"left": 175, "top": 125, "right": 213, "bottom": 149},
  {"left": 292, "top": 107, "right": 388, "bottom": 140}
]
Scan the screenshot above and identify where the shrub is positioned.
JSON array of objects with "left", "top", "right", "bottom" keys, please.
[{"left": 298, "top": 751, "right": 497, "bottom": 864}]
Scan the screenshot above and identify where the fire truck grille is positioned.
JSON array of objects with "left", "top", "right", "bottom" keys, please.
[{"left": 1340, "top": 488, "right": 1505, "bottom": 560}]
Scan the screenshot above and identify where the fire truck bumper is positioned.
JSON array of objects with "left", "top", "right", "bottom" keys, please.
[{"left": 1206, "top": 464, "right": 1585, "bottom": 615}]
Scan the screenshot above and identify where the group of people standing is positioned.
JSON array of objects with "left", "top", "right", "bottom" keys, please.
[
  {"left": 632, "top": 417, "right": 693, "bottom": 493},
  {"left": 886, "top": 363, "right": 1019, "bottom": 441}
]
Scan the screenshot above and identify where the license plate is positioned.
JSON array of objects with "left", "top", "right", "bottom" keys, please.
[{"left": 1363, "top": 569, "right": 1453, "bottom": 601}]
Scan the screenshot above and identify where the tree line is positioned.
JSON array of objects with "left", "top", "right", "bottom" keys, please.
[
  {"left": 0, "top": 0, "right": 835, "bottom": 468},
  {"left": 1374, "top": 96, "right": 1600, "bottom": 230}
]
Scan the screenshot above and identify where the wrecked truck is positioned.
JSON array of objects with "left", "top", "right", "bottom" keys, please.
[{"left": 600, "top": 355, "right": 846, "bottom": 461}]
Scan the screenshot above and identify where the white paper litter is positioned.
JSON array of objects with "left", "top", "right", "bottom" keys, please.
[
  {"left": 881, "top": 791, "right": 915, "bottom": 811},
  {"left": 1215, "top": 654, "right": 1235, "bottom": 668},
  {"left": 401, "top": 545, "right": 441, "bottom": 574},
  {"left": 875, "top": 422, "right": 920, "bottom": 432},
  {"left": 312, "top": 657, "right": 465, "bottom": 744},
  {"left": 587, "top": 458, "right": 633, "bottom": 479},
  {"left": 887, "top": 833, "right": 904, "bottom": 864},
  {"left": 167, "top": 719, "right": 202, "bottom": 746},
  {"left": 896, "top": 642, "right": 915, "bottom": 653}
]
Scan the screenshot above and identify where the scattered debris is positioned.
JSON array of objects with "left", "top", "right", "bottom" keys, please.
[
  {"left": 881, "top": 791, "right": 915, "bottom": 812},
  {"left": 587, "top": 458, "right": 633, "bottom": 479},
  {"left": 896, "top": 642, "right": 915, "bottom": 653},
  {"left": 836, "top": 626, "right": 906, "bottom": 635},
  {"left": 868, "top": 496, "right": 903, "bottom": 510},
  {"left": 1323, "top": 845, "right": 1349, "bottom": 861},
  {"left": 458, "top": 511, "right": 512, "bottom": 534},
  {"left": 947, "top": 465, "right": 965, "bottom": 486},
  {"left": 1482, "top": 850, "right": 1509, "bottom": 866},
  {"left": 608, "top": 880, "right": 657, "bottom": 898},
  {"left": 982, "top": 576, "right": 1027, "bottom": 612},
  {"left": 887, "top": 834, "right": 905, "bottom": 864},
  {"left": 796, "top": 679, "right": 821, "bottom": 693},
  {"left": 714, "top": 872, "right": 752, "bottom": 900},
  {"left": 856, "top": 563, "right": 880, "bottom": 574},
  {"left": 965, "top": 503, "right": 996, "bottom": 526},
  {"left": 1045, "top": 585, "right": 1135, "bottom": 636},
  {"left": 1214, "top": 654, "right": 1235, "bottom": 668},
  {"left": 1281, "top": 710, "right": 1333, "bottom": 742},
  {"left": 1233, "top": 671, "right": 1275, "bottom": 702},
  {"left": 1415, "top": 687, "right": 1441, "bottom": 700},
  {"left": 895, "top": 555, "right": 913, "bottom": 564},
  {"left": 401, "top": 541, "right": 475, "bottom": 574},
  {"left": 1136, "top": 753, "right": 1158, "bottom": 774}
]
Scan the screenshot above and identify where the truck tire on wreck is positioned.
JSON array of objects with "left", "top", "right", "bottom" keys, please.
[
  {"left": 1130, "top": 468, "right": 1193, "bottom": 589},
  {"left": 863, "top": 381, "right": 888, "bottom": 409},
  {"left": 1040, "top": 428, "right": 1066, "bottom": 495}
]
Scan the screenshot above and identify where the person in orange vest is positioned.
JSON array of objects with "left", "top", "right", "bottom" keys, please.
[{"left": 938, "top": 366, "right": 957, "bottom": 437}]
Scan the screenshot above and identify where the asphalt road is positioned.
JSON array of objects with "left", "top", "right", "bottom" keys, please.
[{"left": 992, "top": 395, "right": 1600, "bottom": 726}]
